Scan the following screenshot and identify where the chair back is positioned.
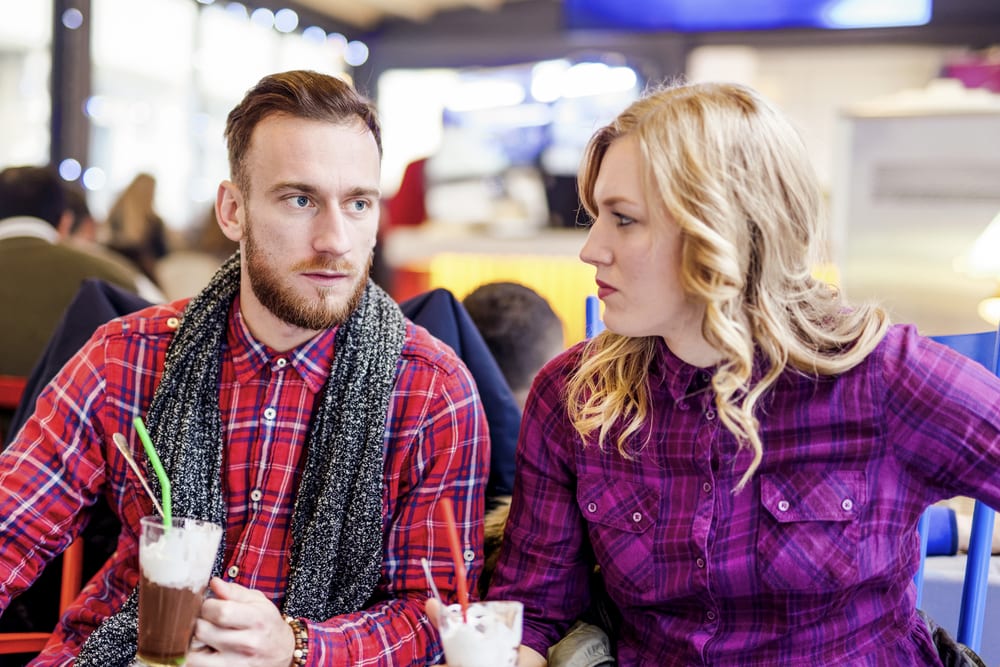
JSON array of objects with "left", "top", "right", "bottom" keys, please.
[
  {"left": 921, "top": 329, "right": 1000, "bottom": 653},
  {"left": 0, "top": 375, "right": 84, "bottom": 656}
]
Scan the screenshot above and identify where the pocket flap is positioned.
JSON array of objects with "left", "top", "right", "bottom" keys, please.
[
  {"left": 578, "top": 474, "right": 659, "bottom": 533},
  {"left": 760, "top": 471, "right": 866, "bottom": 523}
]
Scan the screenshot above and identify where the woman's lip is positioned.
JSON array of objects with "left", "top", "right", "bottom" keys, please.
[{"left": 597, "top": 285, "right": 615, "bottom": 299}]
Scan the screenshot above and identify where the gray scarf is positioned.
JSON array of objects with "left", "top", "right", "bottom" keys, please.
[{"left": 76, "top": 252, "right": 406, "bottom": 666}]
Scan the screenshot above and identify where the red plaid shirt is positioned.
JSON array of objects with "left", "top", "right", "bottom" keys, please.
[{"left": 0, "top": 297, "right": 488, "bottom": 666}]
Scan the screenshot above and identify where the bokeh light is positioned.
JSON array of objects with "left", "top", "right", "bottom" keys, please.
[
  {"left": 344, "top": 40, "right": 369, "bottom": 67},
  {"left": 82, "top": 167, "right": 107, "bottom": 191},
  {"left": 274, "top": 8, "right": 298, "bottom": 33},
  {"left": 59, "top": 158, "right": 82, "bottom": 181},
  {"left": 62, "top": 8, "right": 84, "bottom": 30}
]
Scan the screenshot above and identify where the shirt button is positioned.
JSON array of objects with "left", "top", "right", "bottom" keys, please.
[
  {"left": 706, "top": 610, "right": 717, "bottom": 621},
  {"left": 250, "top": 489, "right": 263, "bottom": 502},
  {"left": 263, "top": 407, "right": 277, "bottom": 421},
  {"left": 700, "top": 371, "right": 711, "bottom": 383},
  {"left": 705, "top": 409, "right": 716, "bottom": 421},
  {"left": 679, "top": 402, "right": 690, "bottom": 411},
  {"left": 702, "top": 482, "right": 712, "bottom": 493},
  {"left": 632, "top": 512, "right": 642, "bottom": 523},
  {"left": 275, "top": 357, "right": 288, "bottom": 368},
  {"left": 696, "top": 557, "right": 706, "bottom": 568},
  {"left": 464, "top": 549, "right": 475, "bottom": 562},
  {"left": 227, "top": 565, "right": 239, "bottom": 578},
  {"left": 166, "top": 317, "right": 180, "bottom": 328},
  {"left": 841, "top": 498, "right": 854, "bottom": 511},
  {"left": 777, "top": 500, "right": 790, "bottom": 512},
  {"left": 587, "top": 502, "right": 598, "bottom": 513}
]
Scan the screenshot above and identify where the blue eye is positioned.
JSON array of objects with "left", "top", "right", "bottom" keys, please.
[
  {"left": 615, "top": 213, "right": 635, "bottom": 227},
  {"left": 351, "top": 200, "right": 369, "bottom": 212},
  {"left": 294, "top": 195, "right": 310, "bottom": 208}
]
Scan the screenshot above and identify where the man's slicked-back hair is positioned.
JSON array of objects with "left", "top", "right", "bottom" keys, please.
[{"left": 224, "top": 70, "right": 382, "bottom": 194}]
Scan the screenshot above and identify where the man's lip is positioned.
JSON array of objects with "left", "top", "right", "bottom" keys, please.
[{"left": 301, "top": 271, "right": 349, "bottom": 282}]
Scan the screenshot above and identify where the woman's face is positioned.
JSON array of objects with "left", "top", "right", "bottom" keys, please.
[{"left": 579, "top": 134, "right": 706, "bottom": 344}]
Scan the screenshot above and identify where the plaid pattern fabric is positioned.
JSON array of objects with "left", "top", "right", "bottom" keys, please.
[
  {"left": 0, "top": 298, "right": 488, "bottom": 666},
  {"left": 490, "top": 324, "right": 1000, "bottom": 665}
]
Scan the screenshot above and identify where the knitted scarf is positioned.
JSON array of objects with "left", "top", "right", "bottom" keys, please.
[{"left": 76, "top": 252, "right": 407, "bottom": 666}]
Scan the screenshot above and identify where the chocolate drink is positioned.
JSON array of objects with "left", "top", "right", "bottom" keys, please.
[
  {"left": 137, "top": 575, "right": 206, "bottom": 666},
  {"left": 136, "top": 516, "right": 223, "bottom": 667}
]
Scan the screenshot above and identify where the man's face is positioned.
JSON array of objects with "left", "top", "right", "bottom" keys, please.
[{"left": 219, "top": 113, "right": 381, "bottom": 348}]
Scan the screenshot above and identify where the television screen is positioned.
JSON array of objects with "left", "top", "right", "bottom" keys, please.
[{"left": 564, "top": 0, "right": 933, "bottom": 32}]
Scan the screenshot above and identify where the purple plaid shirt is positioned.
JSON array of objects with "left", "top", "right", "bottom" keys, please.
[{"left": 489, "top": 324, "right": 1000, "bottom": 666}]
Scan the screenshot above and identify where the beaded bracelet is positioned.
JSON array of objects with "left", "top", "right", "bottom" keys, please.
[{"left": 283, "top": 614, "right": 309, "bottom": 667}]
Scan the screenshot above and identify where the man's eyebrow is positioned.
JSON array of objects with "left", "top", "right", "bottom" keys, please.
[
  {"left": 268, "top": 181, "right": 318, "bottom": 195},
  {"left": 346, "top": 186, "right": 381, "bottom": 199},
  {"left": 266, "top": 183, "right": 381, "bottom": 199}
]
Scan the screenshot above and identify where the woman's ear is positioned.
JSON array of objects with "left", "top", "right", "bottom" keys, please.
[{"left": 216, "top": 180, "right": 244, "bottom": 242}]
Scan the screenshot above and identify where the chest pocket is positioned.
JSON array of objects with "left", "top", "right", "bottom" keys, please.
[
  {"left": 757, "top": 470, "right": 866, "bottom": 592},
  {"left": 577, "top": 474, "right": 659, "bottom": 599}
]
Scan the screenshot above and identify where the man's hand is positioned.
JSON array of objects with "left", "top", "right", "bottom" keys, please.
[{"left": 186, "top": 577, "right": 295, "bottom": 667}]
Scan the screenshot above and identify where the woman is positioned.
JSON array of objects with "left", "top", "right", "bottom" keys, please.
[
  {"left": 484, "top": 82, "right": 1000, "bottom": 665},
  {"left": 106, "top": 172, "right": 168, "bottom": 284}
]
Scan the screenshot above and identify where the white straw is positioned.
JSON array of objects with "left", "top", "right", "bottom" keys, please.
[
  {"left": 421, "top": 557, "right": 444, "bottom": 604},
  {"left": 112, "top": 432, "right": 165, "bottom": 518}
]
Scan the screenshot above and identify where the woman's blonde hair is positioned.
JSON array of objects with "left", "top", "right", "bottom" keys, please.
[{"left": 567, "top": 81, "right": 889, "bottom": 491}]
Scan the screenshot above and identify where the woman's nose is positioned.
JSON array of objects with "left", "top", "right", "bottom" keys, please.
[{"left": 579, "top": 219, "right": 611, "bottom": 267}]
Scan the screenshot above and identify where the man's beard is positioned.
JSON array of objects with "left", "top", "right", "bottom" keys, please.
[{"left": 244, "top": 214, "right": 371, "bottom": 331}]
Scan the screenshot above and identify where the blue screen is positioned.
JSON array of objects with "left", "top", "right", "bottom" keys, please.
[{"left": 564, "top": 0, "right": 933, "bottom": 32}]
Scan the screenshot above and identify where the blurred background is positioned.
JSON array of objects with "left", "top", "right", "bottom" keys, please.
[{"left": 3, "top": 0, "right": 1000, "bottom": 341}]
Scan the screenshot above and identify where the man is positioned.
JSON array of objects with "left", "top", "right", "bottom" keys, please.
[
  {"left": 0, "top": 70, "right": 488, "bottom": 666},
  {"left": 0, "top": 166, "right": 154, "bottom": 378}
]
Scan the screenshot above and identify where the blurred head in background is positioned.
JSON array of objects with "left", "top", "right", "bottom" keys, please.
[
  {"left": 0, "top": 165, "right": 68, "bottom": 229},
  {"left": 463, "top": 281, "right": 565, "bottom": 408}
]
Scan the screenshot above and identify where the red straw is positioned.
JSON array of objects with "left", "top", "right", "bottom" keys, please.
[{"left": 438, "top": 497, "right": 470, "bottom": 621}]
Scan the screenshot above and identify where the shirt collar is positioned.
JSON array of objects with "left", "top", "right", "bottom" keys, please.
[
  {"left": 227, "top": 295, "right": 337, "bottom": 393},
  {"left": 650, "top": 337, "right": 704, "bottom": 402},
  {"left": 0, "top": 216, "right": 59, "bottom": 243},
  {"left": 650, "top": 337, "right": 771, "bottom": 403}
]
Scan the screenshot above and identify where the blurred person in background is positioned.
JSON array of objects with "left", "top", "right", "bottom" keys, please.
[
  {"left": 155, "top": 204, "right": 238, "bottom": 301},
  {"left": 476, "top": 81, "right": 1000, "bottom": 666},
  {"left": 462, "top": 281, "right": 563, "bottom": 591},
  {"left": 63, "top": 185, "right": 164, "bottom": 304},
  {"left": 0, "top": 166, "right": 153, "bottom": 379},
  {"left": 105, "top": 172, "right": 168, "bottom": 285},
  {"left": 463, "top": 281, "right": 565, "bottom": 410}
]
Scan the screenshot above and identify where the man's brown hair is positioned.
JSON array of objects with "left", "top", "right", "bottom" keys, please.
[{"left": 224, "top": 70, "right": 382, "bottom": 194}]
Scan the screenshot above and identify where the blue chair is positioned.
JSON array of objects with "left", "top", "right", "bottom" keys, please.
[
  {"left": 918, "top": 328, "right": 1000, "bottom": 653},
  {"left": 585, "top": 295, "right": 605, "bottom": 339}
]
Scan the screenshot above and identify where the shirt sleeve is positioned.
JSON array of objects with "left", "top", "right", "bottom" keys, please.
[
  {"left": 882, "top": 325, "right": 1000, "bottom": 507},
  {"left": 0, "top": 329, "right": 111, "bottom": 609},
  {"left": 487, "top": 353, "right": 593, "bottom": 657},
  {"left": 303, "top": 355, "right": 489, "bottom": 666}
]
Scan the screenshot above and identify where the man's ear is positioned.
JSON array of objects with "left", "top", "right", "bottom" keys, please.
[{"left": 216, "top": 180, "right": 244, "bottom": 242}]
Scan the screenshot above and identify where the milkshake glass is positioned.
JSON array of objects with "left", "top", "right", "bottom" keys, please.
[
  {"left": 440, "top": 600, "right": 523, "bottom": 667},
  {"left": 136, "top": 515, "right": 223, "bottom": 667}
]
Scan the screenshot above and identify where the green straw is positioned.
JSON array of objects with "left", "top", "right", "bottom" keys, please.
[{"left": 133, "top": 416, "right": 172, "bottom": 529}]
